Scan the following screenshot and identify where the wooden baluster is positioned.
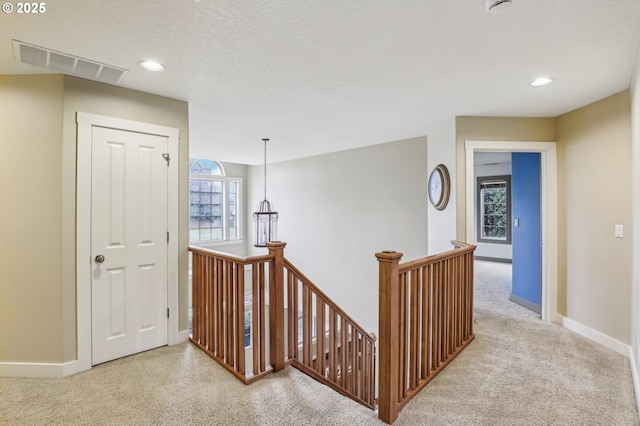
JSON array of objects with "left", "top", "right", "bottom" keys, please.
[
  {"left": 399, "top": 271, "right": 407, "bottom": 400},
  {"left": 376, "top": 250, "right": 403, "bottom": 425},
  {"left": 344, "top": 321, "right": 349, "bottom": 391},
  {"left": 252, "top": 264, "right": 259, "bottom": 376},
  {"left": 329, "top": 307, "right": 337, "bottom": 382},
  {"left": 287, "top": 269, "right": 294, "bottom": 359},
  {"left": 193, "top": 254, "right": 198, "bottom": 344},
  {"left": 216, "top": 258, "right": 224, "bottom": 358},
  {"left": 363, "top": 338, "right": 370, "bottom": 403},
  {"left": 468, "top": 251, "right": 475, "bottom": 338},
  {"left": 198, "top": 255, "right": 204, "bottom": 350},
  {"left": 302, "top": 284, "right": 311, "bottom": 366},
  {"left": 204, "top": 254, "right": 210, "bottom": 348},
  {"left": 316, "top": 299, "right": 325, "bottom": 375},
  {"left": 450, "top": 257, "right": 456, "bottom": 354},
  {"left": 207, "top": 255, "right": 214, "bottom": 353},
  {"left": 371, "top": 335, "right": 377, "bottom": 406},
  {"left": 433, "top": 259, "right": 441, "bottom": 368},
  {"left": 450, "top": 257, "right": 456, "bottom": 352},
  {"left": 421, "top": 265, "right": 430, "bottom": 378},
  {"left": 236, "top": 262, "right": 245, "bottom": 376},
  {"left": 338, "top": 316, "right": 346, "bottom": 387},
  {"left": 350, "top": 325, "right": 357, "bottom": 393},
  {"left": 192, "top": 254, "right": 200, "bottom": 344},
  {"left": 454, "top": 255, "right": 461, "bottom": 348},
  {"left": 443, "top": 258, "right": 450, "bottom": 360},
  {"left": 441, "top": 259, "right": 446, "bottom": 362},
  {"left": 290, "top": 272, "right": 298, "bottom": 360},
  {"left": 226, "top": 260, "right": 232, "bottom": 363},
  {"left": 355, "top": 331, "right": 362, "bottom": 398},
  {"left": 463, "top": 253, "right": 469, "bottom": 339},
  {"left": 409, "top": 269, "right": 419, "bottom": 390},
  {"left": 259, "top": 262, "right": 266, "bottom": 373}
]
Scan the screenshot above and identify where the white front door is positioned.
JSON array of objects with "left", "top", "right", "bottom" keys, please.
[{"left": 91, "top": 126, "right": 169, "bottom": 365}]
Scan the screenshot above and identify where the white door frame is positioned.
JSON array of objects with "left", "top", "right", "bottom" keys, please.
[
  {"left": 465, "top": 140, "right": 559, "bottom": 323},
  {"left": 74, "top": 112, "right": 179, "bottom": 374}
]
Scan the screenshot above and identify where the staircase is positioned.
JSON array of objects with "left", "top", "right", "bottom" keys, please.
[{"left": 189, "top": 240, "right": 475, "bottom": 423}]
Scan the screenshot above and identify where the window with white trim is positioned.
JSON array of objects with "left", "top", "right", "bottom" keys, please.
[
  {"left": 189, "top": 159, "right": 242, "bottom": 242},
  {"left": 477, "top": 175, "right": 511, "bottom": 244}
]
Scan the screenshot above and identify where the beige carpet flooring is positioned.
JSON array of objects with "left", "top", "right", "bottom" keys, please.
[{"left": 1, "top": 261, "right": 638, "bottom": 425}]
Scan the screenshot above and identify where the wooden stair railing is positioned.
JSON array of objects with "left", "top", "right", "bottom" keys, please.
[
  {"left": 190, "top": 246, "right": 274, "bottom": 383},
  {"left": 283, "top": 259, "right": 377, "bottom": 409},
  {"left": 376, "top": 241, "right": 476, "bottom": 424},
  {"left": 191, "top": 240, "right": 474, "bottom": 420},
  {"left": 189, "top": 241, "right": 376, "bottom": 409}
]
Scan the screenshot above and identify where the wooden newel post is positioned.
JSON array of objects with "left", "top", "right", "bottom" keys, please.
[
  {"left": 376, "top": 250, "right": 403, "bottom": 424},
  {"left": 267, "top": 241, "right": 287, "bottom": 372}
]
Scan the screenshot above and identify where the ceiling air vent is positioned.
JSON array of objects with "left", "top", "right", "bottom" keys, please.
[{"left": 13, "top": 40, "right": 127, "bottom": 85}]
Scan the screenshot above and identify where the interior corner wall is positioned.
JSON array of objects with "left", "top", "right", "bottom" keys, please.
[
  {"left": 631, "top": 47, "right": 640, "bottom": 386},
  {"left": 0, "top": 75, "right": 65, "bottom": 363},
  {"left": 556, "top": 90, "right": 632, "bottom": 344},
  {"left": 427, "top": 118, "right": 457, "bottom": 254},
  {"left": 454, "top": 117, "right": 556, "bottom": 243},
  {"left": 246, "top": 137, "right": 428, "bottom": 333}
]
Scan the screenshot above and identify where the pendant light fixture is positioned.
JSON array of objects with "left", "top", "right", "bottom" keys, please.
[{"left": 253, "top": 138, "right": 278, "bottom": 247}]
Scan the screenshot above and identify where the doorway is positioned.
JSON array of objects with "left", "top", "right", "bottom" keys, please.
[
  {"left": 75, "top": 112, "right": 180, "bottom": 373},
  {"left": 465, "top": 140, "right": 558, "bottom": 323}
]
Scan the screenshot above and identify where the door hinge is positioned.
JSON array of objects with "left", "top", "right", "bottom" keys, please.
[
  {"left": 167, "top": 231, "right": 170, "bottom": 243},
  {"left": 162, "top": 153, "right": 170, "bottom": 166},
  {"left": 167, "top": 308, "right": 170, "bottom": 318}
]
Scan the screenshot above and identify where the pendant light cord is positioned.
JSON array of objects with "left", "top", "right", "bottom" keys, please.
[{"left": 263, "top": 138, "right": 269, "bottom": 201}]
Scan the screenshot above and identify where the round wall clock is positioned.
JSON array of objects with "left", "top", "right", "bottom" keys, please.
[{"left": 428, "top": 164, "right": 450, "bottom": 211}]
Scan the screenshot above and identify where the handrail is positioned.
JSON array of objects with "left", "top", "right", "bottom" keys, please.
[
  {"left": 376, "top": 241, "right": 476, "bottom": 424},
  {"left": 189, "top": 245, "right": 273, "bottom": 265},
  {"left": 283, "top": 258, "right": 377, "bottom": 409},
  {"left": 398, "top": 240, "right": 475, "bottom": 272}
]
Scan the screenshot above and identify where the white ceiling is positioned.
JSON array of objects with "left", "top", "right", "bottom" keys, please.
[{"left": 2, "top": 0, "right": 640, "bottom": 164}]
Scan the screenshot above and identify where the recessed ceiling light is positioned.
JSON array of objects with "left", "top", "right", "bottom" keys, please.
[
  {"left": 529, "top": 77, "right": 555, "bottom": 87},
  {"left": 138, "top": 60, "right": 165, "bottom": 72}
]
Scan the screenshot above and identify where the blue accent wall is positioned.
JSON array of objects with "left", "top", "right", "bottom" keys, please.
[{"left": 511, "top": 152, "right": 541, "bottom": 307}]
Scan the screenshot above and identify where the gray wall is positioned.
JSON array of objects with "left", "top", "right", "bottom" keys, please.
[{"left": 245, "top": 136, "right": 429, "bottom": 333}]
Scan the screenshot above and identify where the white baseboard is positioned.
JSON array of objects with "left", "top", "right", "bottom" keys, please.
[
  {"left": 628, "top": 347, "right": 640, "bottom": 420},
  {"left": 0, "top": 360, "right": 81, "bottom": 378},
  {"left": 559, "top": 315, "right": 629, "bottom": 357},
  {"left": 0, "top": 335, "right": 190, "bottom": 378},
  {"left": 177, "top": 329, "right": 190, "bottom": 343}
]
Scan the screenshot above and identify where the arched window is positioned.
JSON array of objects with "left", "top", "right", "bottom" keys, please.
[
  {"left": 189, "top": 158, "right": 224, "bottom": 176},
  {"left": 189, "top": 159, "right": 241, "bottom": 242}
]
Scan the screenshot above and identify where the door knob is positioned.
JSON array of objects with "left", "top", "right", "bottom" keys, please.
[{"left": 95, "top": 255, "right": 105, "bottom": 263}]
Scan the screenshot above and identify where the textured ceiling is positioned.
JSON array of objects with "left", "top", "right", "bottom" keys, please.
[{"left": 2, "top": 0, "right": 640, "bottom": 164}]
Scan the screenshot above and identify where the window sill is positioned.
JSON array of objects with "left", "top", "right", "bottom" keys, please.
[
  {"left": 477, "top": 239, "right": 512, "bottom": 245},
  {"left": 190, "top": 240, "right": 244, "bottom": 249}
]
